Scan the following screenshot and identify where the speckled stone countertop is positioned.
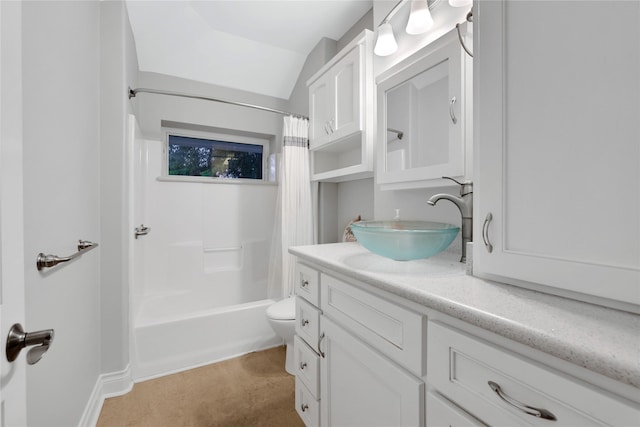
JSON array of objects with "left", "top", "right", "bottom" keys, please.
[{"left": 290, "top": 242, "right": 640, "bottom": 390}]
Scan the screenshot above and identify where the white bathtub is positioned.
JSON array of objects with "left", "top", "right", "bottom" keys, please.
[{"left": 132, "top": 293, "right": 280, "bottom": 381}]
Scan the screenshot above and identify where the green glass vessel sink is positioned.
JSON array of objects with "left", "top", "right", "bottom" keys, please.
[{"left": 350, "top": 220, "right": 460, "bottom": 261}]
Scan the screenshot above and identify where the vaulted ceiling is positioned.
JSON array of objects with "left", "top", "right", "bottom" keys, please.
[{"left": 126, "top": 1, "right": 373, "bottom": 100}]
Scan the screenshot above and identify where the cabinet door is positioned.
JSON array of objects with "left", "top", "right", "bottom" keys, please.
[
  {"left": 426, "top": 392, "right": 486, "bottom": 427},
  {"left": 473, "top": 0, "right": 640, "bottom": 308},
  {"left": 330, "top": 45, "right": 361, "bottom": 142},
  {"left": 320, "top": 316, "right": 424, "bottom": 427},
  {"left": 376, "top": 29, "right": 467, "bottom": 190},
  {"left": 309, "top": 75, "right": 332, "bottom": 149}
]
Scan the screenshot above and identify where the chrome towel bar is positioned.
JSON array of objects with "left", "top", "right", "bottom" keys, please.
[{"left": 36, "top": 240, "right": 99, "bottom": 271}]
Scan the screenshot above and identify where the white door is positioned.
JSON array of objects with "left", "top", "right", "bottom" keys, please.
[{"left": 0, "top": 1, "right": 28, "bottom": 425}]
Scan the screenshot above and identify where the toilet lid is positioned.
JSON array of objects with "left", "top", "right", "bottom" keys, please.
[{"left": 267, "top": 297, "right": 295, "bottom": 320}]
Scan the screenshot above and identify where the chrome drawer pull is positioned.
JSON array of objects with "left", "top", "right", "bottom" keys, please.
[
  {"left": 300, "top": 403, "right": 309, "bottom": 412},
  {"left": 301, "top": 319, "right": 309, "bottom": 327},
  {"left": 300, "top": 279, "right": 309, "bottom": 288},
  {"left": 482, "top": 212, "right": 494, "bottom": 253},
  {"left": 317, "top": 333, "right": 326, "bottom": 358},
  {"left": 300, "top": 362, "right": 307, "bottom": 370},
  {"left": 488, "top": 381, "right": 557, "bottom": 421}
]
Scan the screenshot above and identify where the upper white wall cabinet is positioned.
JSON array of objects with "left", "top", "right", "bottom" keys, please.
[
  {"left": 307, "top": 30, "right": 375, "bottom": 182},
  {"left": 376, "top": 26, "right": 472, "bottom": 190},
  {"left": 473, "top": 1, "right": 640, "bottom": 311}
]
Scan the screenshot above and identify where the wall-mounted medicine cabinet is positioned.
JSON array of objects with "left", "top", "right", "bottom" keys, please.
[
  {"left": 307, "top": 30, "right": 375, "bottom": 182},
  {"left": 376, "top": 26, "right": 472, "bottom": 190}
]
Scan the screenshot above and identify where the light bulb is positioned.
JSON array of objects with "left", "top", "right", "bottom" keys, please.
[
  {"left": 448, "top": 0, "right": 472, "bottom": 7},
  {"left": 374, "top": 23, "right": 398, "bottom": 56},
  {"left": 406, "top": 0, "right": 434, "bottom": 35}
]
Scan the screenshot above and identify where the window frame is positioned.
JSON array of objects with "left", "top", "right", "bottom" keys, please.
[{"left": 162, "top": 126, "right": 270, "bottom": 183}]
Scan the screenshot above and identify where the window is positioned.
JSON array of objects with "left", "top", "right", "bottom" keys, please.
[{"left": 164, "top": 127, "right": 268, "bottom": 180}]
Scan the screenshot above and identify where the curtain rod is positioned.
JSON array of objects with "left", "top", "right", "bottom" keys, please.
[{"left": 128, "top": 87, "right": 308, "bottom": 120}]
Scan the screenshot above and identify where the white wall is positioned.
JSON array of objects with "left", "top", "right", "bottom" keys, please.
[
  {"left": 130, "top": 70, "right": 283, "bottom": 311},
  {"left": 22, "top": 2, "right": 102, "bottom": 425},
  {"left": 133, "top": 138, "right": 277, "bottom": 314}
]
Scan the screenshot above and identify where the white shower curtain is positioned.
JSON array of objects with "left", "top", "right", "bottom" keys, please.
[{"left": 267, "top": 116, "right": 314, "bottom": 299}]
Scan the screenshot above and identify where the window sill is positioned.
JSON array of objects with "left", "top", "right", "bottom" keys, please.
[{"left": 156, "top": 176, "right": 277, "bottom": 186}]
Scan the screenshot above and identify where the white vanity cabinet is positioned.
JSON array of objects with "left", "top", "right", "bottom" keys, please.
[
  {"left": 293, "top": 262, "right": 426, "bottom": 427},
  {"left": 376, "top": 26, "right": 472, "bottom": 190},
  {"left": 427, "top": 321, "right": 640, "bottom": 426},
  {"left": 426, "top": 392, "right": 485, "bottom": 427},
  {"left": 473, "top": 0, "right": 640, "bottom": 309},
  {"left": 292, "top": 250, "right": 640, "bottom": 427},
  {"left": 307, "top": 30, "right": 374, "bottom": 182}
]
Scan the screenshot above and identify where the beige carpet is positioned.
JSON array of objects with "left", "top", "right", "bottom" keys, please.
[{"left": 97, "top": 347, "right": 305, "bottom": 427}]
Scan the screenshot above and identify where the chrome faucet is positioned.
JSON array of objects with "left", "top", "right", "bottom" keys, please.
[{"left": 427, "top": 177, "right": 473, "bottom": 263}]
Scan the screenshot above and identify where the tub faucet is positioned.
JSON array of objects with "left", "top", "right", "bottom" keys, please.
[{"left": 427, "top": 177, "right": 473, "bottom": 263}]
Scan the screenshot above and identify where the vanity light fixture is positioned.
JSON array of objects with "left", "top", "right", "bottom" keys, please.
[
  {"left": 406, "top": 0, "right": 434, "bottom": 35},
  {"left": 448, "top": 0, "right": 472, "bottom": 7},
  {"left": 374, "top": 23, "right": 398, "bottom": 56},
  {"left": 374, "top": 0, "right": 443, "bottom": 57}
]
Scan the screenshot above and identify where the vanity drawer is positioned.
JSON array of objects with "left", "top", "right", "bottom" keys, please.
[
  {"left": 320, "top": 273, "right": 426, "bottom": 376},
  {"left": 295, "top": 297, "right": 321, "bottom": 349},
  {"left": 428, "top": 321, "right": 640, "bottom": 426},
  {"left": 295, "top": 263, "right": 320, "bottom": 306},
  {"left": 294, "top": 335, "right": 320, "bottom": 399},
  {"left": 295, "top": 379, "right": 320, "bottom": 427}
]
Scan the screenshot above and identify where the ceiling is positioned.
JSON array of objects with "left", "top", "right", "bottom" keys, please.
[{"left": 126, "top": 1, "right": 373, "bottom": 100}]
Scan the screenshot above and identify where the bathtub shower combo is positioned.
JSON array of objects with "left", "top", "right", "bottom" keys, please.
[{"left": 130, "top": 129, "right": 281, "bottom": 380}]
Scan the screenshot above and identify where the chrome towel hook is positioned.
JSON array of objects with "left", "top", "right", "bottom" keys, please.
[{"left": 134, "top": 224, "right": 151, "bottom": 239}]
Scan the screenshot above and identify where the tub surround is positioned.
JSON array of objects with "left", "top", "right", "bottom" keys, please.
[{"left": 289, "top": 242, "right": 640, "bottom": 390}]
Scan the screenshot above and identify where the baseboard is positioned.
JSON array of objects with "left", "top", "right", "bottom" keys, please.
[
  {"left": 132, "top": 336, "right": 281, "bottom": 382},
  {"left": 79, "top": 365, "right": 134, "bottom": 427}
]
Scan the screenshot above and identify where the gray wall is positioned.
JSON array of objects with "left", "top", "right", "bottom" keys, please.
[
  {"left": 22, "top": 2, "right": 102, "bottom": 425},
  {"left": 290, "top": 8, "right": 375, "bottom": 243},
  {"left": 332, "top": 10, "right": 376, "bottom": 242},
  {"left": 289, "top": 38, "right": 338, "bottom": 117},
  {"left": 135, "top": 71, "right": 287, "bottom": 151},
  {"left": 100, "top": 0, "right": 139, "bottom": 376},
  {"left": 22, "top": 1, "right": 139, "bottom": 424},
  {"left": 337, "top": 8, "right": 374, "bottom": 52},
  {"left": 371, "top": 0, "right": 470, "bottom": 233},
  {"left": 333, "top": 11, "right": 375, "bottom": 242}
]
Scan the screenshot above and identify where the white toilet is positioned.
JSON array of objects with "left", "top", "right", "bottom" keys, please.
[{"left": 266, "top": 297, "right": 296, "bottom": 375}]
